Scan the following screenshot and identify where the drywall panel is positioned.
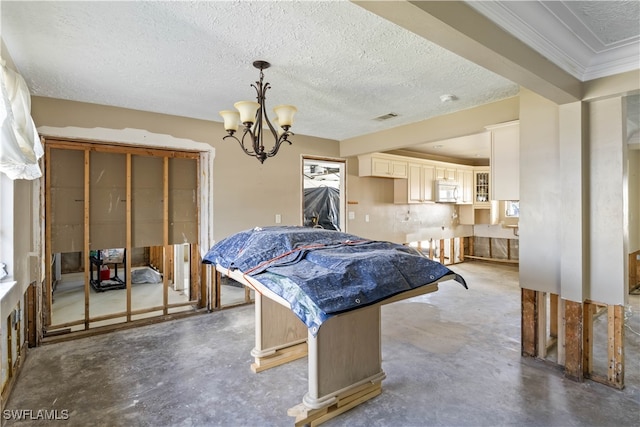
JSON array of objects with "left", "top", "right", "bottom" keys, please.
[
  {"left": 518, "top": 89, "right": 560, "bottom": 294},
  {"left": 50, "top": 148, "right": 84, "bottom": 253},
  {"left": 89, "top": 151, "right": 126, "bottom": 250},
  {"left": 630, "top": 149, "right": 640, "bottom": 253},
  {"left": 559, "top": 101, "right": 588, "bottom": 302},
  {"left": 132, "top": 155, "right": 163, "bottom": 247},
  {"left": 589, "top": 97, "right": 626, "bottom": 305},
  {"left": 169, "top": 158, "right": 197, "bottom": 244}
]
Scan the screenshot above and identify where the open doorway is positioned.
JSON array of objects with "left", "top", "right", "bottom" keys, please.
[{"left": 302, "top": 157, "right": 346, "bottom": 231}]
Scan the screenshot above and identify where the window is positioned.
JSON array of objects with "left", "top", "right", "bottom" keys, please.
[{"left": 505, "top": 200, "right": 519, "bottom": 217}]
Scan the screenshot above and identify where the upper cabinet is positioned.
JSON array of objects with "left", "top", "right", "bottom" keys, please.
[
  {"left": 488, "top": 121, "right": 519, "bottom": 201},
  {"left": 394, "top": 162, "right": 435, "bottom": 204},
  {"left": 473, "top": 167, "right": 491, "bottom": 208},
  {"left": 435, "top": 166, "right": 457, "bottom": 181},
  {"left": 456, "top": 167, "right": 474, "bottom": 204},
  {"left": 358, "top": 153, "right": 408, "bottom": 178}
]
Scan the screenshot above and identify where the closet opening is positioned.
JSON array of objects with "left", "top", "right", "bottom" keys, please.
[{"left": 44, "top": 139, "right": 206, "bottom": 339}]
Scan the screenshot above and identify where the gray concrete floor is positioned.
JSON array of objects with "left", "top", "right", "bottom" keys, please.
[{"left": 4, "top": 262, "right": 639, "bottom": 426}]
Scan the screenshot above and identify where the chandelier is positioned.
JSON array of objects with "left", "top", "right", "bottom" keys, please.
[{"left": 219, "top": 60, "right": 297, "bottom": 163}]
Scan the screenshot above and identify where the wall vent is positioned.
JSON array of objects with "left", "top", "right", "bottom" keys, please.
[{"left": 373, "top": 112, "right": 399, "bottom": 121}]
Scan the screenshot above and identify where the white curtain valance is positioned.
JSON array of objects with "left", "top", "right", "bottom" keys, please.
[{"left": 0, "top": 60, "right": 43, "bottom": 180}]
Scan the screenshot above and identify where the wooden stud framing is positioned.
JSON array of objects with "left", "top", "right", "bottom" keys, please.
[
  {"left": 583, "top": 301, "right": 625, "bottom": 389},
  {"left": 449, "top": 238, "right": 455, "bottom": 264},
  {"left": 83, "top": 149, "right": 91, "bottom": 330},
  {"left": 459, "top": 237, "right": 465, "bottom": 262},
  {"left": 215, "top": 270, "right": 222, "bottom": 309},
  {"left": 42, "top": 138, "right": 205, "bottom": 340},
  {"left": 607, "top": 305, "right": 624, "bottom": 388},
  {"left": 44, "top": 144, "right": 53, "bottom": 328},
  {"left": 537, "top": 292, "right": 548, "bottom": 358},
  {"left": 439, "top": 239, "right": 445, "bottom": 264},
  {"left": 564, "top": 299, "right": 583, "bottom": 381},
  {"left": 126, "top": 153, "right": 132, "bottom": 322},
  {"left": 630, "top": 251, "right": 639, "bottom": 293},
  {"left": 549, "top": 293, "right": 559, "bottom": 339},
  {"left": 27, "top": 283, "right": 37, "bottom": 347},
  {"left": 163, "top": 156, "right": 169, "bottom": 316},
  {"left": 521, "top": 288, "right": 537, "bottom": 357}
]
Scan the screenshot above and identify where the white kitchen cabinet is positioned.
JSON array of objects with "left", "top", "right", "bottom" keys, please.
[
  {"left": 488, "top": 121, "right": 519, "bottom": 200},
  {"left": 456, "top": 168, "right": 473, "bottom": 204},
  {"left": 394, "top": 162, "right": 435, "bottom": 204},
  {"left": 435, "top": 166, "right": 456, "bottom": 181},
  {"left": 358, "top": 153, "right": 408, "bottom": 178},
  {"left": 473, "top": 167, "right": 491, "bottom": 208}
]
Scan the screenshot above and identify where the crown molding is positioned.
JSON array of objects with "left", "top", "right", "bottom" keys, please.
[{"left": 468, "top": 1, "right": 640, "bottom": 81}]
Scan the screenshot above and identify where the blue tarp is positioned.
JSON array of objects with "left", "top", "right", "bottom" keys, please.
[{"left": 203, "top": 226, "right": 467, "bottom": 335}]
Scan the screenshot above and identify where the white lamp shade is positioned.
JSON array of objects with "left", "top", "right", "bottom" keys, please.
[
  {"left": 273, "top": 118, "right": 285, "bottom": 136},
  {"left": 273, "top": 104, "right": 297, "bottom": 127},
  {"left": 234, "top": 101, "right": 260, "bottom": 124},
  {"left": 219, "top": 110, "right": 240, "bottom": 132}
]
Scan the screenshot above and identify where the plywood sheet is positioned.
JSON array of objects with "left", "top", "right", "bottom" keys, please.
[
  {"left": 90, "top": 151, "right": 126, "bottom": 249},
  {"left": 132, "top": 155, "right": 163, "bottom": 247},
  {"left": 50, "top": 149, "right": 84, "bottom": 253},
  {"left": 169, "top": 158, "right": 197, "bottom": 244}
]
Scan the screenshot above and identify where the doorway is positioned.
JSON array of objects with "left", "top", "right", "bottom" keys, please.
[{"left": 302, "top": 157, "right": 346, "bottom": 231}]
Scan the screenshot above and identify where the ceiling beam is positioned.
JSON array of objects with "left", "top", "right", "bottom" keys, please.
[
  {"left": 340, "top": 96, "right": 518, "bottom": 158},
  {"left": 352, "top": 0, "right": 582, "bottom": 105}
]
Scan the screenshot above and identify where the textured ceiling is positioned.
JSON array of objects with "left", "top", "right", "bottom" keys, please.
[
  {"left": 1, "top": 0, "right": 639, "bottom": 159},
  {"left": 1, "top": 1, "right": 518, "bottom": 142}
]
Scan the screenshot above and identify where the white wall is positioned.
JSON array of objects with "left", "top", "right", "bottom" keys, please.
[
  {"left": 629, "top": 148, "right": 640, "bottom": 254},
  {"left": 518, "top": 89, "right": 561, "bottom": 294},
  {"left": 589, "top": 97, "right": 627, "bottom": 305}
]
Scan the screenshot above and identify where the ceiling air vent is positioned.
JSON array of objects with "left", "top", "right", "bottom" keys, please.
[{"left": 373, "top": 112, "right": 399, "bottom": 121}]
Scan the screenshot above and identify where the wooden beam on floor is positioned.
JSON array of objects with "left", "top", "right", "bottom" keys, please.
[
  {"left": 464, "top": 255, "right": 519, "bottom": 264},
  {"left": 288, "top": 381, "right": 382, "bottom": 427},
  {"left": 251, "top": 342, "right": 308, "bottom": 373}
]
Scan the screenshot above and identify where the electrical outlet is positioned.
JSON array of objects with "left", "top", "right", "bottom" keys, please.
[
  {"left": 275, "top": 214, "right": 281, "bottom": 224},
  {"left": 365, "top": 214, "right": 370, "bottom": 222}
]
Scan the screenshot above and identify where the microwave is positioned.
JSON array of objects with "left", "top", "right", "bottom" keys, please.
[{"left": 434, "top": 180, "right": 459, "bottom": 203}]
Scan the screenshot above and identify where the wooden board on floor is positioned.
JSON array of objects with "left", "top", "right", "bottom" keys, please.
[{"left": 288, "top": 381, "right": 382, "bottom": 427}]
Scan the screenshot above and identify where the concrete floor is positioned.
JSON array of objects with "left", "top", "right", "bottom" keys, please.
[{"left": 4, "top": 262, "right": 639, "bottom": 426}]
